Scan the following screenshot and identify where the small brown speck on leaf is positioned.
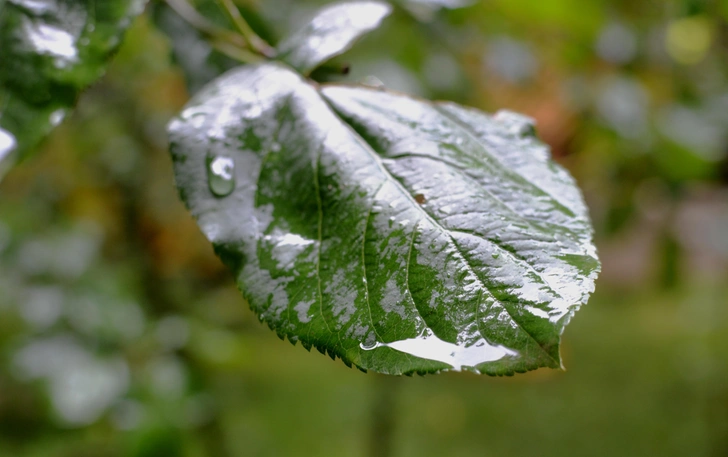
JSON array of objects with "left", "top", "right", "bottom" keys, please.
[{"left": 414, "top": 194, "right": 426, "bottom": 204}]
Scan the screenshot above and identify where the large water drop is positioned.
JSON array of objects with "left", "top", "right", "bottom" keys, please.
[
  {"left": 359, "top": 328, "right": 517, "bottom": 371},
  {"left": 206, "top": 155, "right": 235, "bottom": 197}
]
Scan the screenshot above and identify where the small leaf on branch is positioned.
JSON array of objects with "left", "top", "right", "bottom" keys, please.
[{"left": 276, "top": 1, "right": 392, "bottom": 75}]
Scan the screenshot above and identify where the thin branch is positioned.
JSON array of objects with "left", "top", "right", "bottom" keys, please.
[
  {"left": 211, "top": 40, "right": 264, "bottom": 64},
  {"left": 215, "top": 0, "right": 275, "bottom": 57},
  {"left": 165, "top": 0, "right": 248, "bottom": 50}
]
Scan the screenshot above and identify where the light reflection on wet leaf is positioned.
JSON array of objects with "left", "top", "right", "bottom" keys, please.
[{"left": 169, "top": 62, "right": 600, "bottom": 376}]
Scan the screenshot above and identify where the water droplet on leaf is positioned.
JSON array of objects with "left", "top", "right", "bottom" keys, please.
[
  {"left": 360, "top": 340, "right": 381, "bottom": 351},
  {"left": 206, "top": 155, "right": 235, "bottom": 197}
]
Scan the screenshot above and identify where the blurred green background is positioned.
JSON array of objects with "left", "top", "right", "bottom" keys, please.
[{"left": 1, "top": 0, "right": 727, "bottom": 456}]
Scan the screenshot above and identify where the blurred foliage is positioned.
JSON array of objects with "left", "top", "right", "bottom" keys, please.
[
  {"left": 0, "top": 0, "right": 726, "bottom": 456},
  {"left": 0, "top": 0, "right": 147, "bottom": 172}
]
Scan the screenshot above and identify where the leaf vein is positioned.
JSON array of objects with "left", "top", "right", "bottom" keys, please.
[
  {"left": 361, "top": 185, "right": 386, "bottom": 344},
  {"left": 433, "top": 104, "right": 577, "bottom": 218},
  {"left": 320, "top": 92, "right": 559, "bottom": 363},
  {"left": 313, "top": 142, "right": 333, "bottom": 336}
]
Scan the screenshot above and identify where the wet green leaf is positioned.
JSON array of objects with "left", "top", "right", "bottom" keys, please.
[
  {"left": 276, "top": 1, "right": 391, "bottom": 75},
  {"left": 168, "top": 63, "right": 600, "bottom": 375},
  {"left": 0, "top": 0, "right": 147, "bottom": 175}
]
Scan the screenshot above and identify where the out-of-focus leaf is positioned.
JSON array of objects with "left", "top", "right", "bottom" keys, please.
[
  {"left": 168, "top": 62, "right": 600, "bottom": 376},
  {"left": 0, "top": 0, "right": 147, "bottom": 176},
  {"left": 398, "top": 0, "right": 476, "bottom": 22},
  {"left": 276, "top": 1, "right": 392, "bottom": 75},
  {"left": 406, "top": 0, "right": 474, "bottom": 5}
]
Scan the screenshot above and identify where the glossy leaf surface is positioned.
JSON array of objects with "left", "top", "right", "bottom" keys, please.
[
  {"left": 0, "top": 0, "right": 147, "bottom": 174},
  {"left": 276, "top": 1, "right": 391, "bottom": 75},
  {"left": 169, "top": 62, "right": 599, "bottom": 376}
]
